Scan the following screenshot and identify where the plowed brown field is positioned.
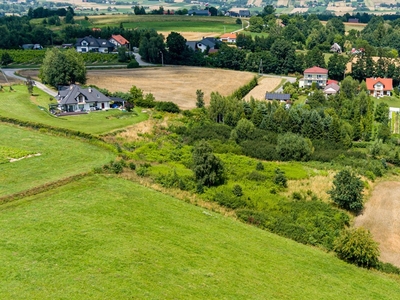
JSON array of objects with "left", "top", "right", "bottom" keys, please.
[{"left": 354, "top": 181, "right": 400, "bottom": 267}]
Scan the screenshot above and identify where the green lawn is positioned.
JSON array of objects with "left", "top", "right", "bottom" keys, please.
[
  {"left": 0, "top": 85, "right": 148, "bottom": 135},
  {"left": 373, "top": 96, "right": 400, "bottom": 108},
  {"left": 0, "top": 124, "right": 115, "bottom": 197},
  {"left": 0, "top": 175, "right": 399, "bottom": 299}
]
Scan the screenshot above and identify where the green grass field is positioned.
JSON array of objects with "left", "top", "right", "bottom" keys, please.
[
  {"left": 82, "top": 15, "right": 241, "bottom": 33},
  {"left": 0, "top": 124, "right": 115, "bottom": 197},
  {"left": 373, "top": 96, "right": 400, "bottom": 108},
  {"left": 0, "top": 85, "right": 148, "bottom": 135},
  {"left": 0, "top": 174, "right": 399, "bottom": 299}
]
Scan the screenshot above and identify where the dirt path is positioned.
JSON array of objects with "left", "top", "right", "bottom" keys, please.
[{"left": 354, "top": 181, "right": 400, "bottom": 267}]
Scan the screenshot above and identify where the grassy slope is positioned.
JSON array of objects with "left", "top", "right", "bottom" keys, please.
[
  {"left": 0, "top": 124, "right": 115, "bottom": 197},
  {"left": 0, "top": 175, "right": 399, "bottom": 299},
  {"left": 372, "top": 96, "right": 400, "bottom": 108},
  {"left": 0, "top": 86, "right": 148, "bottom": 135}
]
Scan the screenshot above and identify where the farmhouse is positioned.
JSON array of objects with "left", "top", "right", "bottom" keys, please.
[
  {"left": 109, "top": 34, "right": 129, "bottom": 48},
  {"left": 196, "top": 37, "right": 220, "bottom": 52},
  {"left": 57, "top": 85, "right": 111, "bottom": 112},
  {"left": 299, "top": 66, "right": 328, "bottom": 88},
  {"left": 220, "top": 33, "right": 237, "bottom": 43},
  {"left": 366, "top": 77, "right": 393, "bottom": 97},
  {"left": 76, "top": 36, "right": 115, "bottom": 53}
]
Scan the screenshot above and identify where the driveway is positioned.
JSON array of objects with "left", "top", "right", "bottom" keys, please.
[{"left": 263, "top": 74, "right": 297, "bottom": 92}]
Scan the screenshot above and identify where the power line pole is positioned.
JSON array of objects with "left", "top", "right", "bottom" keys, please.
[{"left": 258, "top": 59, "right": 263, "bottom": 76}]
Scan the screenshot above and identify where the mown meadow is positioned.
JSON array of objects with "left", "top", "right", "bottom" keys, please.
[
  {"left": 0, "top": 175, "right": 399, "bottom": 299},
  {"left": 0, "top": 86, "right": 148, "bottom": 135}
]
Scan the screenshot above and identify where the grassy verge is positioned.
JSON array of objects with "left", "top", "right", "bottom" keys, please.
[
  {"left": 0, "top": 85, "right": 148, "bottom": 135},
  {"left": 0, "top": 174, "right": 399, "bottom": 299},
  {"left": 0, "top": 123, "right": 115, "bottom": 197},
  {"left": 372, "top": 96, "right": 400, "bottom": 108}
]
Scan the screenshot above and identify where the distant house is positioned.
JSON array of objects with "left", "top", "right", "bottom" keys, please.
[
  {"left": 324, "top": 83, "right": 340, "bottom": 95},
  {"left": 299, "top": 66, "right": 329, "bottom": 88},
  {"left": 187, "top": 9, "right": 210, "bottom": 16},
  {"left": 238, "top": 10, "right": 250, "bottom": 17},
  {"left": 348, "top": 18, "right": 359, "bottom": 23},
  {"left": 219, "top": 33, "right": 237, "bottom": 43},
  {"left": 21, "top": 44, "right": 43, "bottom": 50},
  {"left": 266, "top": 93, "right": 291, "bottom": 101},
  {"left": 326, "top": 79, "right": 338, "bottom": 85},
  {"left": 57, "top": 85, "right": 111, "bottom": 112},
  {"left": 76, "top": 36, "right": 114, "bottom": 53},
  {"left": 196, "top": 37, "right": 220, "bottom": 52},
  {"left": 109, "top": 34, "right": 129, "bottom": 48},
  {"left": 330, "top": 43, "right": 342, "bottom": 53},
  {"left": 366, "top": 77, "right": 393, "bottom": 97}
]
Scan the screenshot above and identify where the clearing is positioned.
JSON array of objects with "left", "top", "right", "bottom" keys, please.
[
  {"left": 0, "top": 174, "right": 399, "bottom": 299},
  {"left": 85, "top": 67, "right": 259, "bottom": 109},
  {"left": 354, "top": 181, "right": 400, "bottom": 267}
]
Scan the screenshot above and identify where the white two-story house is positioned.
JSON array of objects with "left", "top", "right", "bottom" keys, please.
[
  {"left": 299, "top": 66, "right": 328, "bottom": 88},
  {"left": 366, "top": 77, "right": 393, "bottom": 97},
  {"left": 75, "top": 36, "right": 115, "bottom": 53}
]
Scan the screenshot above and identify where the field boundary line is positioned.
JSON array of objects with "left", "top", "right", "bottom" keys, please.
[{"left": 0, "top": 173, "right": 89, "bottom": 205}]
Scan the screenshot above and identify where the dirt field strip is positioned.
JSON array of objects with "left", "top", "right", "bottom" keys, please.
[
  {"left": 354, "top": 181, "right": 400, "bottom": 267},
  {"left": 244, "top": 77, "right": 282, "bottom": 101},
  {"left": 86, "top": 66, "right": 256, "bottom": 110}
]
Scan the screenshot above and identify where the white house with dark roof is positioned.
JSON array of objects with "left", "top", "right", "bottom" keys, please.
[
  {"left": 57, "top": 85, "right": 111, "bottom": 112},
  {"left": 196, "top": 37, "right": 220, "bottom": 52},
  {"left": 75, "top": 36, "right": 115, "bottom": 53}
]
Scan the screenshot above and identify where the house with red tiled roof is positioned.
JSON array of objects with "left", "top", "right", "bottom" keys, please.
[
  {"left": 109, "top": 34, "right": 129, "bottom": 48},
  {"left": 299, "top": 66, "right": 329, "bottom": 88},
  {"left": 219, "top": 33, "right": 237, "bottom": 43},
  {"left": 366, "top": 78, "right": 393, "bottom": 97}
]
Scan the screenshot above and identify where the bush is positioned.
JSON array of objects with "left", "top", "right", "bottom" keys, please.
[
  {"left": 214, "top": 191, "right": 246, "bottom": 209},
  {"left": 247, "top": 171, "right": 267, "bottom": 182},
  {"left": 328, "top": 169, "right": 364, "bottom": 213},
  {"left": 127, "top": 60, "right": 140, "bottom": 68},
  {"left": 256, "top": 161, "right": 264, "bottom": 171},
  {"left": 273, "top": 168, "right": 287, "bottom": 188},
  {"left": 155, "top": 101, "right": 180, "bottom": 113},
  {"left": 128, "top": 162, "right": 136, "bottom": 170},
  {"left": 232, "top": 184, "right": 243, "bottom": 197},
  {"left": 333, "top": 227, "right": 380, "bottom": 269},
  {"left": 276, "top": 133, "right": 314, "bottom": 161}
]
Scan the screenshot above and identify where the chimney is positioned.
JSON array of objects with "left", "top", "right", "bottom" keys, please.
[{"left": 88, "top": 87, "right": 92, "bottom": 93}]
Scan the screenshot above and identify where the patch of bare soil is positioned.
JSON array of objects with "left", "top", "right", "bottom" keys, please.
[
  {"left": 354, "top": 181, "right": 400, "bottom": 267},
  {"left": 86, "top": 66, "right": 256, "bottom": 110}
]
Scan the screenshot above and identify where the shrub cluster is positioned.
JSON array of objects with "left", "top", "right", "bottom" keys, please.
[{"left": 155, "top": 101, "right": 180, "bottom": 113}]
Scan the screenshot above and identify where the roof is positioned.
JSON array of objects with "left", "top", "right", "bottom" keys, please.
[
  {"left": 239, "top": 10, "right": 250, "bottom": 16},
  {"left": 58, "top": 85, "right": 110, "bottom": 105},
  {"left": 220, "top": 33, "right": 237, "bottom": 40},
  {"left": 326, "top": 79, "right": 338, "bottom": 85},
  {"left": 187, "top": 10, "right": 210, "bottom": 16},
  {"left": 199, "top": 37, "right": 219, "bottom": 48},
  {"left": 324, "top": 83, "right": 340, "bottom": 93},
  {"left": 76, "top": 36, "right": 114, "bottom": 48},
  {"left": 266, "top": 93, "right": 291, "bottom": 100},
  {"left": 366, "top": 78, "right": 393, "bottom": 91},
  {"left": 110, "top": 34, "right": 129, "bottom": 45},
  {"left": 304, "top": 66, "right": 328, "bottom": 74}
]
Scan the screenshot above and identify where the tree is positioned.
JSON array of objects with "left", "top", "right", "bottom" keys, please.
[
  {"left": 129, "top": 85, "right": 144, "bottom": 108},
  {"left": 196, "top": 89, "right": 205, "bottom": 108},
  {"left": 230, "top": 118, "right": 255, "bottom": 142},
  {"left": 117, "top": 46, "right": 129, "bottom": 62},
  {"left": 192, "top": 140, "right": 225, "bottom": 187},
  {"left": 328, "top": 53, "right": 347, "bottom": 81},
  {"left": 65, "top": 11, "right": 74, "bottom": 24},
  {"left": 276, "top": 133, "right": 314, "bottom": 161},
  {"left": 39, "top": 48, "right": 86, "bottom": 88},
  {"left": 334, "top": 227, "right": 380, "bottom": 269},
  {"left": 26, "top": 76, "right": 34, "bottom": 95},
  {"left": 1, "top": 52, "right": 13, "bottom": 66},
  {"left": 328, "top": 169, "right": 364, "bottom": 213},
  {"left": 166, "top": 32, "right": 187, "bottom": 63}
]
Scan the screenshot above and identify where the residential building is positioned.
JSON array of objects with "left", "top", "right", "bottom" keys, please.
[
  {"left": 299, "top": 66, "right": 328, "bottom": 88},
  {"left": 187, "top": 10, "right": 210, "bottom": 16},
  {"left": 109, "top": 34, "right": 129, "bottom": 48},
  {"left": 330, "top": 43, "right": 342, "bottom": 53},
  {"left": 324, "top": 83, "right": 340, "bottom": 95},
  {"left": 366, "top": 77, "right": 393, "bottom": 97},
  {"left": 219, "top": 33, "right": 237, "bottom": 43},
  {"left": 196, "top": 37, "right": 220, "bottom": 52},
  {"left": 265, "top": 93, "right": 291, "bottom": 101},
  {"left": 75, "top": 36, "right": 115, "bottom": 53},
  {"left": 57, "top": 85, "right": 111, "bottom": 112}
]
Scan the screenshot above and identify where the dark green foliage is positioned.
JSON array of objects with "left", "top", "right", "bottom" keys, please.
[
  {"left": 102, "top": 161, "right": 124, "bottom": 174},
  {"left": 155, "top": 101, "right": 180, "bottom": 113},
  {"left": 128, "top": 162, "right": 136, "bottom": 170},
  {"left": 127, "top": 60, "right": 140, "bottom": 68},
  {"left": 273, "top": 168, "right": 287, "bottom": 188},
  {"left": 237, "top": 199, "right": 350, "bottom": 249},
  {"left": 214, "top": 191, "right": 246, "bottom": 209},
  {"left": 192, "top": 140, "right": 225, "bottom": 187},
  {"left": 155, "top": 170, "right": 194, "bottom": 191},
  {"left": 328, "top": 169, "right": 364, "bottom": 213},
  {"left": 230, "top": 76, "right": 258, "bottom": 99},
  {"left": 196, "top": 89, "right": 205, "bottom": 108},
  {"left": 117, "top": 46, "right": 129, "bottom": 62},
  {"left": 377, "top": 262, "right": 400, "bottom": 275},
  {"left": 1, "top": 52, "right": 12, "bottom": 66},
  {"left": 136, "top": 164, "right": 150, "bottom": 177},
  {"left": 185, "top": 124, "right": 232, "bottom": 144},
  {"left": 241, "top": 140, "right": 278, "bottom": 161},
  {"left": 232, "top": 184, "right": 243, "bottom": 197},
  {"left": 256, "top": 161, "right": 264, "bottom": 171},
  {"left": 334, "top": 228, "right": 380, "bottom": 269},
  {"left": 247, "top": 171, "right": 267, "bottom": 182},
  {"left": 276, "top": 133, "right": 314, "bottom": 161}
]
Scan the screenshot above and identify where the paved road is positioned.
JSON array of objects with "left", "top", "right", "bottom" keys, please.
[{"left": 2, "top": 68, "right": 58, "bottom": 97}]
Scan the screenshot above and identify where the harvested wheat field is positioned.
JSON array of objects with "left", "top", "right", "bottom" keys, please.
[
  {"left": 354, "top": 181, "right": 400, "bottom": 267},
  {"left": 244, "top": 76, "right": 282, "bottom": 101},
  {"left": 86, "top": 66, "right": 257, "bottom": 110}
]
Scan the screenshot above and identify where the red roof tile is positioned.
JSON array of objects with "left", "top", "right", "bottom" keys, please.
[
  {"left": 366, "top": 78, "right": 393, "bottom": 91},
  {"left": 110, "top": 34, "right": 129, "bottom": 45},
  {"left": 304, "top": 66, "right": 328, "bottom": 74},
  {"left": 326, "top": 79, "right": 338, "bottom": 85},
  {"left": 220, "top": 33, "right": 237, "bottom": 39}
]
